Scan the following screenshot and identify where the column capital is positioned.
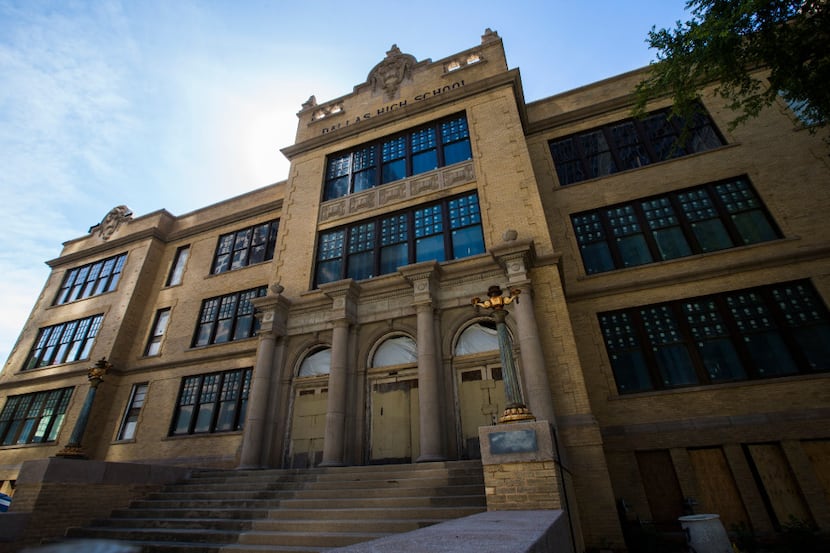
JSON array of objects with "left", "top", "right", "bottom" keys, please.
[
  {"left": 319, "top": 279, "right": 360, "bottom": 323},
  {"left": 490, "top": 238, "right": 536, "bottom": 284},
  {"left": 252, "top": 285, "right": 292, "bottom": 336},
  {"left": 399, "top": 260, "right": 442, "bottom": 304}
]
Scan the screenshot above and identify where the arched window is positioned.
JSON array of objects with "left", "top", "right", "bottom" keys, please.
[
  {"left": 454, "top": 321, "right": 498, "bottom": 356},
  {"left": 371, "top": 336, "right": 417, "bottom": 368},
  {"left": 298, "top": 347, "right": 331, "bottom": 377}
]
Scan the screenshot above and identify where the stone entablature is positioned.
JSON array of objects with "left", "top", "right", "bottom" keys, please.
[{"left": 318, "top": 160, "right": 475, "bottom": 225}]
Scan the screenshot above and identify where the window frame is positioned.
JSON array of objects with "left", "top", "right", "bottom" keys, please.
[
  {"left": 144, "top": 308, "right": 171, "bottom": 356},
  {"left": 53, "top": 253, "right": 127, "bottom": 305},
  {"left": 314, "top": 192, "right": 485, "bottom": 287},
  {"left": 166, "top": 245, "right": 190, "bottom": 286},
  {"left": 572, "top": 177, "right": 781, "bottom": 275},
  {"left": 192, "top": 287, "right": 267, "bottom": 347},
  {"left": 0, "top": 388, "right": 74, "bottom": 446},
  {"left": 115, "top": 383, "right": 148, "bottom": 441},
  {"left": 24, "top": 314, "right": 104, "bottom": 370},
  {"left": 169, "top": 368, "right": 252, "bottom": 436},
  {"left": 323, "top": 113, "right": 472, "bottom": 201},
  {"left": 211, "top": 221, "right": 279, "bottom": 275},
  {"left": 599, "top": 280, "right": 830, "bottom": 395},
  {"left": 549, "top": 105, "right": 725, "bottom": 186}
]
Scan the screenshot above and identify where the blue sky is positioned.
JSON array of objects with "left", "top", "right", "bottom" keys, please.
[{"left": 0, "top": 0, "right": 691, "bottom": 366}]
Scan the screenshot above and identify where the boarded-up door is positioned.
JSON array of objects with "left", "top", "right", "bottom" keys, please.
[
  {"left": 688, "top": 447, "right": 750, "bottom": 531},
  {"left": 288, "top": 386, "right": 327, "bottom": 468},
  {"left": 802, "top": 440, "right": 830, "bottom": 505},
  {"left": 457, "top": 366, "right": 503, "bottom": 459},
  {"left": 370, "top": 378, "right": 419, "bottom": 463},
  {"left": 746, "top": 443, "right": 814, "bottom": 528},
  {"left": 636, "top": 449, "right": 685, "bottom": 531}
]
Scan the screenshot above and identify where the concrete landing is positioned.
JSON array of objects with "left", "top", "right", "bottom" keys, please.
[{"left": 327, "top": 510, "right": 572, "bottom": 553}]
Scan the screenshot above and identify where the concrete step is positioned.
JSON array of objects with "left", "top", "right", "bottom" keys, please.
[{"left": 147, "top": 483, "right": 484, "bottom": 501}]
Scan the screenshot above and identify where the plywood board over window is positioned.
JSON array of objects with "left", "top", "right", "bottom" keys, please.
[
  {"left": 688, "top": 447, "right": 750, "bottom": 532},
  {"left": 636, "top": 449, "right": 685, "bottom": 531},
  {"left": 746, "top": 443, "right": 814, "bottom": 529},
  {"left": 800, "top": 440, "right": 830, "bottom": 507}
]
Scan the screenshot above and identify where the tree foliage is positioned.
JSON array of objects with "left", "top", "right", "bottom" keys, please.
[{"left": 635, "top": 0, "right": 829, "bottom": 133}]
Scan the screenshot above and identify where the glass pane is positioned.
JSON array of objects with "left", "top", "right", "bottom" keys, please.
[
  {"left": 451, "top": 225, "right": 484, "bottom": 259},
  {"left": 581, "top": 242, "right": 615, "bottom": 274},
  {"left": 353, "top": 168, "right": 376, "bottom": 193},
  {"left": 744, "top": 333, "right": 798, "bottom": 377},
  {"left": 193, "top": 404, "right": 215, "bottom": 433},
  {"left": 380, "top": 243, "right": 408, "bottom": 275},
  {"left": 556, "top": 161, "right": 583, "bottom": 186},
  {"left": 215, "top": 402, "right": 237, "bottom": 432},
  {"left": 791, "top": 324, "right": 830, "bottom": 371},
  {"left": 697, "top": 339, "right": 746, "bottom": 382},
  {"left": 316, "top": 259, "right": 342, "bottom": 286},
  {"left": 617, "top": 235, "right": 653, "bottom": 267},
  {"left": 213, "top": 320, "right": 233, "bottom": 344},
  {"left": 416, "top": 234, "right": 445, "bottom": 263},
  {"left": 691, "top": 219, "right": 733, "bottom": 252},
  {"left": 610, "top": 350, "right": 653, "bottom": 393},
  {"left": 325, "top": 176, "right": 349, "bottom": 200},
  {"left": 299, "top": 348, "right": 331, "bottom": 377},
  {"left": 412, "top": 150, "right": 437, "bottom": 175},
  {"left": 443, "top": 139, "right": 471, "bottom": 165},
  {"left": 382, "top": 159, "right": 406, "bottom": 183},
  {"left": 347, "top": 251, "right": 374, "bottom": 280},
  {"left": 172, "top": 405, "right": 193, "bottom": 435},
  {"left": 731, "top": 211, "right": 778, "bottom": 244},
  {"left": 655, "top": 345, "right": 698, "bottom": 387},
  {"left": 233, "top": 314, "right": 253, "bottom": 341},
  {"left": 653, "top": 227, "right": 692, "bottom": 260}
]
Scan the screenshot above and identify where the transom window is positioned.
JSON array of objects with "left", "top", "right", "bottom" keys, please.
[
  {"left": 572, "top": 177, "right": 780, "bottom": 274},
  {"left": 171, "top": 368, "right": 252, "bottom": 435},
  {"left": 25, "top": 314, "right": 103, "bottom": 370},
  {"left": 324, "top": 113, "right": 472, "bottom": 201},
  {"left": 315, "top": 192, "right": 485, "bottom": 287},
  {"left": 193, "top": 287, "right": 266, "bottom": 347},
  {"left": 549, "top": 106, "right": 724, "bottom": 186},
  {"left": 298, "top": 348, "right": 332, "bottom": 377},
  {"left": 371, "top": 336, "right": 417, "bottom": 368},
  {"left": 212, "top": 221, "right": 279, "bottom": 274},
  {"left": 599, "top": 280, "right": 830, "bottom": 394},
  {"left": 54, "top": 253, "right": 127, "bottom": 305},
  {"left": 0, "top": 388, "right": 73, "bottom": 445}
]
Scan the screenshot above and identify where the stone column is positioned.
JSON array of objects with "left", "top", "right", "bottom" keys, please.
[
  {"left": 319, "top": 280, "right": 359, "bottom": 467},
  {"left": 238, "top": 286, "right": 290, "bottom": 469},
  {"left": 400, "top": 262, "right": 445, "bottom": 462},
  {"left": 56, "top": 358, "right": 111, "bottom": 459},
  {"left": 493, "top": 239, "right": 557, "bottom": 425}
]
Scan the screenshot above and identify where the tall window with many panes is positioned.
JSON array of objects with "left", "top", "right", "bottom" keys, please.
[
  {"left": 314, "top": 192, "right": 484, "bottom": 287},
  {"left": 192, "top": 287, "right": 267, "bottom": 347},
  {"left": 572, "top": 177, "right": 780, "bottom": 274},
  {"left": 323, "top": 113, "right": 472, "bottom": 201},
  {"left": 549, "top": 105, "right": 724, "bottom": 186},
  {"left": 211, "top": 221, "right": 279, "bottom": 275},
  {"left": 25, "top": 314, "right": 103, "bottom": 370},
  {"left": 0, "top": 388, "right": 73, "bottom": 445},
  {"left": 54, "top": 253, "right": 127, "bottom": 305},
  {"left": 170, "top": 368, "right": 252, "bottom": 435},
  {"left": 599, "top": 280, "right": 830, "bottom": 394}
]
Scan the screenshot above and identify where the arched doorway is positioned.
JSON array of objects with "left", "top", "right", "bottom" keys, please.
[
  {"left": 368, "top": 335, "right": 419, "bottom": 464},
  {"left": 453, "top": 320, "right": 504, "bottom": 459},
  {"left": 288, "top": 347, "right": 330, "bottom": 468}
]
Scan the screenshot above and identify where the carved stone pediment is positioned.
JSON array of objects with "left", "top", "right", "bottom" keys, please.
[
  {"left": 94, "top": 205, "right": 133, "bottom": 240},
  {"left": 368, "top": 45, "right": 416, "bottom": 100}
]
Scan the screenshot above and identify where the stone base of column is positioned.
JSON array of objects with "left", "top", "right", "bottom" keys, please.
[{"left": 478, "top": 420, "right": 563, "bottom": 511}]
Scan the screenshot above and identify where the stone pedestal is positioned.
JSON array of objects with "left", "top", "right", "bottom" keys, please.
[
  {"left": 678, "top": 514, "right": 732, "bottom": 553},
  {"left": 478, "top": 420, "right": 563, "bottom": 511}
]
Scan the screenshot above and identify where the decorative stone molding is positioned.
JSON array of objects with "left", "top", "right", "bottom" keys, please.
[
  {"left": 368, "top": 44, "right": 417, "bottom": 100},
  {"left": 399, "top": 261, "right": 442, "bottom": 305},
  {"left": 318, "top": 160, "right": 475, "bottom": 223},
  {"left": 319, "top": 279, "right": 360, "bottom": 323},
  {"left": 93, "top": 205, "right": 133, "bottom": 240}
]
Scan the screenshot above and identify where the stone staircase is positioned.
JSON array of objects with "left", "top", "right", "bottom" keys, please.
[{"left": 63, "top": 460, "right": 486, "bottom": 552}]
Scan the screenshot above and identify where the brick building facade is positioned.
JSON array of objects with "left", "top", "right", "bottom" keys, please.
[{"left": 1, "top": 31, "right": 828, "bottom": 550}]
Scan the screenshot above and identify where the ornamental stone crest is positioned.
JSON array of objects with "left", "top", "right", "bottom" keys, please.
[
  {"left": 368, "top": 44, "right": 416, "bottom": 100},
  {"left": 95, "top": 205, "right": 133, "bottom": 240}
]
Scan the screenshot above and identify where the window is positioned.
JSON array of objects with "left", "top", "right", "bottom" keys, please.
[
  {"left": 549, "top": 105, "right": 724, "bottom": 186},
  {"left": 116, "top": 383, "right": 148, "bottom": 441},
  {"left": 193, "top": 287, "right": 267, "bottom": 347},
  {"left": 24, "top": 314, "right": 103, "bottom": 370},
  {"left": 170, "top": 368, "right": 252, "bottom": 435},
  {"left": 454, "top": 321, "right": 499, "bottom": 355},
  {"left": 0, "top": 388, "right": 73, "bottom": 445},
  {"left": 323, "top": 113, "right": 472, "bottom": 200},
  {"left": 572, "top": 177, "right": 780, "bottom": 274},
  {"left": 166, "top": 246, "right": 190, "bottom": 286},
  {"left": 211, "top": 221, "right": 279, "bottom": 275},
  {"left": 145, "top": 308, "right": 171, "bottom": 356},
  {"left": 54, "top": 253, "right": 127, "bottom": 305},
  {"left": 314, "top": 192, "right": 485, "bottom": 286},
  {"left": 371, "top": 336, "right": 417, "bottom": 368},
  {"left": 599, "top": 280, "right": 830, "bottom": 394},
  {"left": 298, "top": 348, "right": 331, "bottom": 377}
]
